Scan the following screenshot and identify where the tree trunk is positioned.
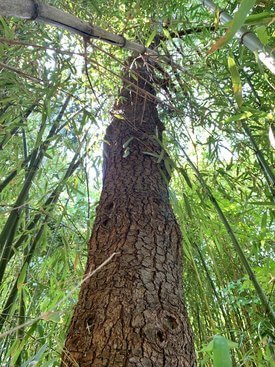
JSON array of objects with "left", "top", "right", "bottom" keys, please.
[{"left": 61, "top": 58, "right": 196, "bottom": 367}]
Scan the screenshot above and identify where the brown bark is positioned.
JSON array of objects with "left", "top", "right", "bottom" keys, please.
[{"left": 61, "top": 58, "right": 196, "bottom": 367}]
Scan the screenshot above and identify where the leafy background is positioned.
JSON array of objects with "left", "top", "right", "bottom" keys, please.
[{"left": 0, "top": 0, "right": 274, "bottom": 366}]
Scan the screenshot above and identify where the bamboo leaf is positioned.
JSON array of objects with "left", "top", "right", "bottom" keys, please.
[
  {"left": 143, "top": 151, "right": 160, "bottom": 158},
  {"left": 255, "top": 25, "right": 269, "bottom": 45},
  {"left": 179, "top": 167, "right": 193, "bottom": 188},
  {"left": 123, "top": 147, "right": 130, "bottom": 158},
  {"left": 228, "top": 52, "right": 243, "bottom": 107},
  {"left": 145, "top": 29, "right": 157, "bottom": 47},
  {"left": 183, "top": 192, "right": 192, "bottom": 218},
  {"left": 163, "top": 28, "right": 171, "bottom": 40},
  {"left": 157, "top": 149, "right": 165, "bottom": 163},
  {"left": 122, "top": 136, "right": 134, "bottom": 149},
  {"left": 20, "top": 343, "right": 48, "bottom": 367},
  {"left": 17, "top": 263, "right": 27, "bottom": 290},
  {"left": 208, "top": 0, "right": 256, "bottom": 54},
  {"left": 224, "top": 111, "right": 252, "bottom": 123},
  {"left": 244, "top": 12, "right": 275, "bottom": 26},
  {"left": 212, "top": 335, "right": 237, "bottom": 367},
  {"left": 114, "top": 114, "right": 124, "bottom": 120}
]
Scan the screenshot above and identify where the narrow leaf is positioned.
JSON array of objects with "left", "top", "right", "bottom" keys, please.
[
  {"left": 123, "top": 136, "right": 134, "bottom": 149},
  {"left": 245, "top": 12, "right": 275, "bottom": 26},
  {"left": 179, "top": 167, "right": 193, "bottom": 188},
  {"left": 114, "top": 114, "right": 124, "bottom": 120},
  {"left": 163, "top": 28, "right": 171, "bottom": 40},
  {"left": 228, "top": 52, "right": 243, "bottom": 107},
  {"left": 145, "top": 29, "right": 157, "bottom": 47},
  {"left": 183, "top": 192, "right": 193, "bottom": 218},
  {"left": 123, "top": 147, "right": 130, "bottom": 158},
  {"left": 157, "top": 149, "right": 165, "bottom": 163},
  {"left": 208, "top": 0, "right": 256, "bottom": 54}
]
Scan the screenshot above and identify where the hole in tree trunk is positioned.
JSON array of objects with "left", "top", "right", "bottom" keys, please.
[
  {"left": 163, "top": 314, "right": 178, "bottom": 330},
  {"left": 156, "top": 330, "right": 165, "bottom": 343},
  {"left": 106, "top": 202, "right": 113, "bottom": 211},
  {"left": 102, "top": 218, "right": 109, "bottom": 227},
  {"left": 86, "top": 317, "right": 94, "bottom": 326}
]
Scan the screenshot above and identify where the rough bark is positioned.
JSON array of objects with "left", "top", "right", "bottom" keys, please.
[{"left": 61, "top": 58, "right": 196, "bottom": 367}]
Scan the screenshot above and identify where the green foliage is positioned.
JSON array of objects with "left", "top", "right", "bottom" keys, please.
[
  {"left": 208, "top": 0, "right": 257, "bottom": 54},
  {"left": 0, "top": 0, "right": 274, "bottom": 366},
  {"left": 201, "top": 335, "right": 238, "bottom": 367}
]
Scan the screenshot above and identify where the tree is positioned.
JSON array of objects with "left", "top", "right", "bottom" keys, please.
[
  {"left": 61, "top": 58, "right": 196, "bottom": 366},
  {"left": 0, "top": 1, "right": 274, "bottom": 366}
]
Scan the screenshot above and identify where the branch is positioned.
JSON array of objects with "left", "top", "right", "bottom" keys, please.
[
  {"left": 0, "top": 0, "right": 156, "bottom": 56},
  {"left": 159, "top": 25, "right": 216, "bottom": 40},
  {"left": 0, "top": 0, "right": 190, "bottom": 73}
]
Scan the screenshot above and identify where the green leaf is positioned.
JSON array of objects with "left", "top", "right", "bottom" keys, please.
[
  {"left": 143, "top": 151, "right": 160, "bottom": 158},
  {"left": 224, "top": 110, "right": 252, "bottom": 123},
  {"left": 123, "top": 147, "right": 130, "bottom": 158},
  {"left": 157, "top": 149, "right": 165, "bottom": 163},
  {"left": 145, "top": 29, "right": 157, "bottom": 47},
  {"left": 208, "top": 0, "right": 256, "bottom": 54},
  {"left": 20, "top": 343, "right": 48, "bottom": 367},
  {"left": 163, "top": 28, "right": 171, "bottom": 40},
  {"left": 179, "top": 167, "right": 193, "bottom": 188},
  {"left": 183, "top": 192, "right": 192, "bottom": 218},
  {"left": 123, "top": 136, "right": 134, "bottom": 149},
  {"left": 249, "top": 201, "right": 274, "bottom": 207},
  {"left": 261, "top": 211, "right": 267, "bottom": 234},
  {"left": 255, "top": 25, "right": 269, "bottom": 45},
  {"left": 114, "top": 113, "right": 124, "bottom": 120},
  {"left": 212, "top": 335, "right": 235, "bottom": 367},
  {"left": 228, "top": 52, "right": 243, "bottom": 107},
  {"left": 244, "top": 12, "right": 275, "bottom": 26},
  {"left": 164, "top": 157, "right": 173, "bottom": 176},
  {"left": 17, "top": 263, "right": 27, "bottom": 290},
  {"left": 0, "top": 17, "right": 14, "bottom": 38}
]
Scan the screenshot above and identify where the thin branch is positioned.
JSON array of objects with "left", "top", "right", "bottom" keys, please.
[{"left": 0, "top": 36, "right": 86, "bottom": 57}]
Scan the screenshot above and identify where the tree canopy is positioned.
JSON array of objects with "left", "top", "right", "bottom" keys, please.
[{"left": 0, "top": 0, "right": 274, "bottom": 366}]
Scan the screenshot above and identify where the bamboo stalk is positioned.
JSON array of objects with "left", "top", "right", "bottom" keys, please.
[
  {"left": 0, "top": 154, "right": 80, "bottom": 332},
  {"left": 0, "top": 224, "right": 49, "bottom": 332},
  {"left": 0, "top": 96, "right": 70, "bottom": 283},
  {"left": 0, "top": 98, "right": 70, "bottom": 193},
  {"left": 201, "top": 0, "right": 275, "bottom": 74},
  {"left": 0, "top": 0, "right": 191, "bottom": 73},
  {"left": 8, "top": 158, "right": 80, "bottom": 264},
  {"left": 0, "top": 104, "right": 36, "bottom": 150},
  {"left": 178, "top": 142, "right": 275, "bottom": 326},
  {"left": 242, "top": 122, "right": 275, "bottom": 199},
  {"left": 194, "top": 243, "right": 229, "bottom": 323},
  {"left": 0, "top": 0, "right": 156, "bottom": 56},
  {"left": 14, "top": 130, "right": 29, "bottom": 367}
]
